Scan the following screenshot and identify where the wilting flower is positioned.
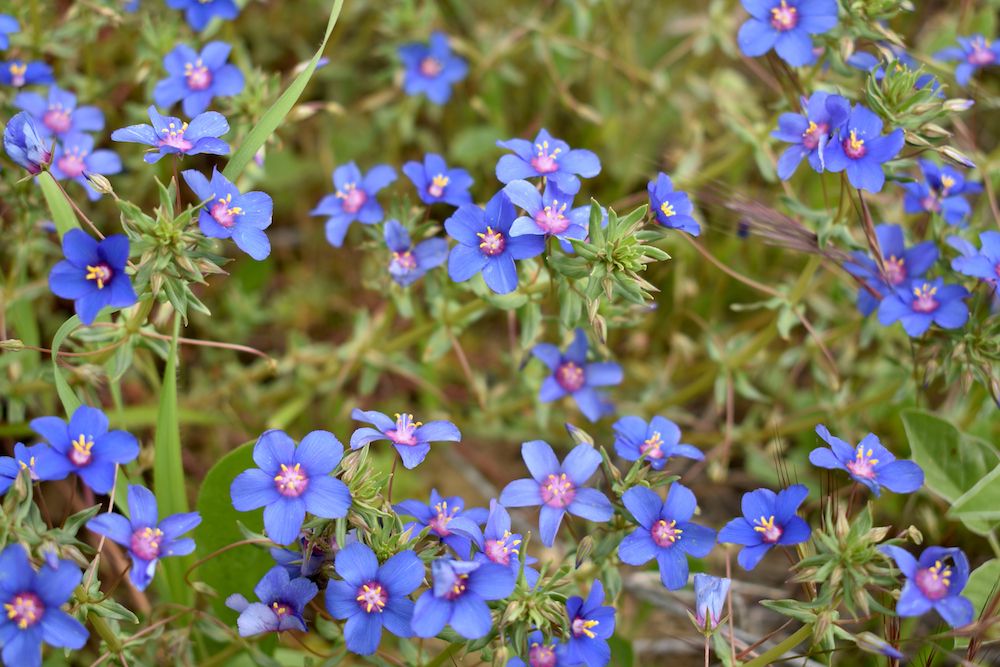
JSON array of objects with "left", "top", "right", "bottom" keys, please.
[
  {"left": 499, "top": 441, "right": 613, "bottom": 547},
  {"left": 393, "top": 489, "right": 487, "bottom": 557},
  {"left": 411, "top": 558, "right": 515, "bottom": 640},
  {"left": 398, "top": 32, "right": 468, "bottom": 104},
  {"left": 0, "top": 14, "right": 19, "bottom": 51},
  {"left": 48, "top": 229, "right": 137, "bottom": 325},
  {"left": 312, "top": 162, "right": 396, "bottom": 247},
  {"left": 824, "top": 103, "right": 904, "bottom": 193},
  {"left": 14, "top": 86, "right": 104, "bottom": 139},
  {"left": 935, "top": 35, "right": 999, "bottom": 86},
  {"left": 166, "top": 0, "right": 239, "bottom": 32},
  {"left": 476, "top": 500, "right": 539, "bottom": 586},
  {"left": 112, "top": 106, "right": 229, "bottom": 163},
  {"left": 772, "top": 91, "right": 849, "bottom": 180},
  {"left": 736, "top": 0, "right": 838, "bottom": 67},
  {"left": 402, "top": 153, "right": 473, "bottom": 207},
  {"left": 902, "top": 159, "right": 981, "bottom": 227},
  {"left": 693, "top": 574, "right": 730, "bottom": 631},
  {"left": 86, "top": 485, "right": 201, "bottom": 591},
  {"left": 532, "top": 328, "right": 622, "bottom": 422},
  {"left": 951, "top": 231, "right": 1000, "bottom": 283},
  {"left": 496, "top": 128, "right": 601, "bottom": 195},
  {"left": 612, "top": 415, "right": 703, "bottom": 470},
  {"left": 647, "top": 172, "right": 700, "bottom": 235},
  {"left": 325, "top": 543, "right": 423, "bottom": 655},
  {"left": 226, "top": 566, "right": 318, "bottom": 636},
  {"left": 507, "top": 631, "right": 568, "bottom": 667},
  {"left": 381, "top": 220, "right": 448, "bottom": 287},
  {"left": 564, "top": 580, "right": 615, "bottom": 667},
  {"left": 809, "top": 425, "right": 923, "bottom": 497},
  {"left": 3, "top": 111, "right": 51, "bottom": 174},
  {"left": 843, "top": 223, "right": 937, "bottom": 316},
  {"left": 0, "top": 60, "right": 54, "bottom": 88},
  {"left": 349, "top": 408, "right": 460, "bottom": 469},
  {"left": 877, "top": 277, "right": 969, "bottom": 337},
  {"left": 717, "top": 484, "right": 811, "bottom": 570},
  {"left": 49, "top": 132, "right": 122, "bottom": 200},
  {"left": 153, "top": 42, "right": 244, "bottom": 117},
  {"left": 182, "top": 167, "right": 272, "bottom": 260},
  {"left": 880, "top": 545, "right": 974, "bottom": 628},
  {"left": 230, "top": 430, "right": 352, "bottom": 545},
  {"left": 503, "top": 179, "right": 589, "bottom": 250}
]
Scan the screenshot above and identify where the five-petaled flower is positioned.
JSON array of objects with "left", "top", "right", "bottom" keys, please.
[
  {"left": 506, "top": 630, "right": 568, "bottom": 667},
  {"left": 48, "top": 229, "right": 138, "bottom": 325},
  {"left": 877, "top": 277, "right": 969, "bottom": 337},
  {"left": 823, "top": 103, "right": 904, "bottom": 193},
  {"left": 0, "top": 60, "right": 54, "bottom": 88},
  {"left": 612, "top": 415, "right": 703, "bottom": 471},
  {"left": 49, "top": 131, "right": 122, "bottom": 200},
  {"left": 647, "top": 172, "right": 700, "bottom": 236},
  {"left": 737, "top": 0, "right": 838, "bottom": 67},
  {"left": 843, "top": 223, "right": 938, "bottom": 317},
  {"left": 935, "top": 35, "right": 999, "bottom": 86},
  {"left": 381, "top": 220, "right": 449, "bottom": 288},
  {"left": 113, "top": 106, "right": 230, "bottom": 163},
  {"left": 809, "top": 425, "right": 923, "bottom": 497},
  {"left": 717, "top": 484, "right": 811, "bottom": 570},
  {"left": 166, "top": 0, "right": 240, "bottom": 32},
  {"left": 411, "top": 557, "right": 515, "bottom": 640},
  {"left": 402, "top": 153, "right": 473, "bottom": 207},
  {"left": 531, "top": 328, "right": 622, "bottom": 422},
  {"left": 312, "top": 161, "right": 397, "bottom": 248},
  {"left": 693, "top": 574, "right": 731, "bottom": 632},
  {"left": 564, "top": 579, "right": 616, "bottom": 667},
  {"left": 772, "top": 91, "right": 849, "bottom": 180},
  {"left": 504, "top": 179, "right": 590, "bottom": 250},
  {"left": 880, "top": 545, "right": 974, "bottom": 628},
  {"left": 226, "top": 566, "right": 318, "bottom": 636},
  {"left": 496, "top": 128, "right": 601, "bottom": 196},
  {"left": 475, "top": 500, "right": 539, "bottom": 586},
  {"left": 3, "top": 111, "right": 52, "bottom": 174},
  {"left": 951, "top": 231, "right": 1000, "bottom": 284},
  {"left": 902, "top": 159, "right": 981, "bottom": 227},
  {"left": 398, "top": 32, "right": 468, "bottom": 105},
  {"left": 393, "top": 489, "right": 487, "bottom": 558},
  {"left": 350, "top": 408, "right": 460, "bottom": 469},
  {"left": 154, "top": 42, "right": 245, "bottom": 117},
  {"left": 182, "top": 167, "right": 272, "bottom": 260},
  {"left": 14, "top": 85, "right": 105, "bottom": 139}
]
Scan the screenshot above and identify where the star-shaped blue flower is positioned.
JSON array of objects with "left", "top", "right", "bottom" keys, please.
[
  {"left": 612, "top": 415, "right": 703, "bottom": 471},
  {"left": 496, "top": 128, "right": 601, "bottom": 195},
  {"left": 182, "top": 167, "right": 272, "bottom": 260},
  {"left": 154, "top": 42, "right": 244, "bottom": 117},
  {"left": 843, "top": 223, "right": 938, "bottom": 316},
  {"left": 809, "top": 425, "right": 923, "bottom": 497},
  {"left": 113, "top": 106, "right": 230, "bottom": 164},
  {"left": 531, "top": 328, "right": 622, "bottom": 422},
  {"left": 14, "top": 85, "right": 104, "bottom": 139},
  {"left": 398, "top": 32, "right": 468, "bottom": 105},
  {"left": 717, "top": 484, "right": 811, "bottom": 570},
  {"left": 737, "top": 0, "right": 838, "bottom": 67},
  {"left": 312, "top": 161, "right": 396, "bottom": 247}
]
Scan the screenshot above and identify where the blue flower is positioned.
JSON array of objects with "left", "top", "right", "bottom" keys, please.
[
  {"left": 717, "top": 484, "right": 811, "bottom": 571},
  {"left": 935, "top": 35, "right": 1000, "bottom": 86},
  {"left": 311, "top": 162, "right": 397, "bottom": 247},
  {"left": 612, "top": 415, "right": 703, "bottom": 471},
  {"left": 809, "top": 425, "right": 923, "bottom": 497},
  {"left": 325, "top": 543, "right": 423, "bottom": 655},
  {"left": 496, "top": 128, "right": 601, "bottom": 195},
  {"left": 225, "top": 566, "right": 318, "bottom": 636},
  {"left": 411, "top": 557, "right": 514, "bottom": 640},
  {"left": 564, "top": 579, "right": 615, "bottom": 667},
  {"left": 398, "top": 32, "right": 468, "bottom": 105},
  {"left": 182, "top": 167, "right": 272, "bottom": 260},
  {"left": 843, "top": 223, "right": 938, "bottom": 316},
  {"left": 531, "top": 328, "right": 622, "bottom": 422},
  {"left": 49, "top": 132, "right": 122, "bottom": 200},
  {"left": 393, "top": 489, "right": 487, "bottom": 558},
  {"left": 230, "top": 430, "right": 352, "bottom": 546},
  {"left": 153, "top": 42, "right": 244, "bottom": 117},
  {"left": 165, "top": 0, "right": 239, "bottom": 32},
  {"left": 3, "top": 111, "right": 51, "bottom": 174},
  {"left": 0, "top": 60, "right": 54, "bottom": 88},
  {"left": 847, "top": 48, "right": 940, "bottom": 94},
  {"left": 506, "top": 630, "right": 570, "bottom": 667},
  {"left": 349, "top": 409, "right": 460, "bottom": 469},
  {"left": 877, "top": 277, "right": 969, "bottom": 337},
  {"left": 693, "top": 574, "right": 730, "bottom": 631},
  {"left": 14, "top": 86, "right": 105, "bottom": 139},
  {"left": 771, "top": 91, "right": 849, "bottom": 180},
  {"left": 112, "top": 106, "right": 229, "bottom": 163},
  {"left": 902, "top": 159, "right": 981, "bottom": 227},
  {"left": 48, "top": 229, "right": 137, "bottom": 325},
  {"left": 29, "top": 406, "right": 139, "bottom": 494},
  {"left": 619, "top": 484, "right": 716, "bottom": 590},
  {"left": 880, "top": 546, "right": 974, "bottom": 628},
  {"left": 0, "top": 443, "right": 46, "bottom": 496},
  {"left": 647, "top": 172, "right": 700, "bottom": 236},
  {"left": 382, "top": 220, "right": 449, "bottom": 287},
  {"left": 499, "top": 441, "right": 613, "bottom": 547},
  {"left": 86, "top": 485, "right": 201, "bottom": 591},
  {"left": 855, "top": 632, "right": 904, "bottom": 659},
  {"left": 0, "top": 544, "right": 87, "bottom": 667},
  {"left": 270, "top": 535, "right": 327, "bottom": 579},
  {"left": 736, "top": 0, "right": 838, "bottom": 67},
  {"left": 823, "top": 103, "right": 904, "bottom": 193},
  {"left": 445, "top": 190, "right": 545, "bottom": 295},
  {"left": 402, "top": 153, "right": 473, "bottom": 207},
  {"left": 503, "top": 179, "right": 589, "bottom": 250},
  {"left": 951, "top": 231, "right": 1000, "bottom": 283},
  {"left": 475, "top": 500, "right": 539, "bottom": 586},
  {"left": 0, "top": 15, "right": 19, "bottom": 51}
]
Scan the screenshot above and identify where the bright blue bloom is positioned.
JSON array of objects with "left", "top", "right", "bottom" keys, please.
[
  {"left": 0, "top": 15, "right": 19, "bottom": 51},
  {"left": 86, "top": 485, "right": 201, "bottom": 591},
  {"left": 612, "top": 415, "right": 703, "bottom": 471},
  {"left": 824, "top": 104, "right": 904, "bottom": 193},
  {"left": 496, "top": 128, "right": 601, "bottom": 196},
  {"left": 506, "top": 630, "right": 569, "bottom": 667},
  {"left": 843, "top": 223, "right": 938, "bottom": 316},
  {"left": 3, "top": 112, "right": 51, "bottom": 174},
  {"left": 29, "top": 406, "right": 139, "bottom": 494},
  {"left": 935, "top": 35, "right": 1000, "bottom": 86},
  {"left": 693, "top": 574, "right": 730, "bottom": 630},
  {"left": 0, "top": 443, "right": 46, "bottom": 495},
  {"left": 504, "top": 179, "right": 589, "bottom": 250},
  {"left": 230, "top": 430, "right": 352, "bottom": 546},
  {"left": 382, "top": 220, "right": 449, "bottom": 287},
  {"left": 112, "top": 106, "right": 229, "bottom": 163},
  {"left": 499, "top": 441, "right": 613, "bottom": 547},
  {"left": 809, "top": 425, "right": 924, "bottom": 497},
  {"left": 402, "top": 153, "right": 473, "bottom": 207},
  {"left": 166, "top": 0, "right": 239, "bottom": 32},
  {"left": 312, "top": 162, "right": 396, "bottom": 247},
  {"left": 847, "top": 48, "right": 940, "bottom": 94},
  {"left": 182, "top": 167, "right": 272, "bottom": 260},
  {"left": 48, "top": 229, "right": 137, "bottom": 325},
  {"left": 647, "top": 172, "right": 700, "bottom": 236},
  {"left": 531, "top": 328, "right": 622, "bottom": 422},
  {"left": 902, "top": 159, "right": 981, "bottom": 227},
  {"left": 880, "top": 545, "right": 974, "bottom": 628},
  {"left": 393, "top": 489, "right": 487, "bottom": 558},
  {"left": 411, "top": 557, "right": 515, "bottom": 640},
  {"left": 325, "top": 542, "right": 423, "bottom": 655},
  {"left": 445, "top": 190, "right": 545, "bottom": 295},
  {"left": 717, "top": 484, "right": 811, "bottom": 571},
  {"left": 0, "top": 544, "right": 87, "bottom": 667},
  {"left": 771, "top": 91, "right": 849, "bottom": 180},
  {"left": 0, "top": 60, "right": 54, "bottom": 88},
  {"left": 951, "top": 231, "right": 1000, "bottom": 283},
  {"left": 153, "top": 42, "right": 244, "bottom": 117},
  {"left": 14, "top": 86, "right": 105, "bottom": 139},
  {"left": 476, "top": 500, "right": 539, "bottom": 587},
  {"left": 619, "top": 484, "right": 716, "bottom": 590},
  {"left": 877, "top": 277, "right": 969, "bottom": 337},
  {"left": 737, "top": 0, "right": 838, "bottom": 67},
  {"left": 398, "top": 32, "right": 468, "bottom": 105},
  {"left": 349, "top": 409, "right": 460, "bottom": 469},
  {"left": 225, "top": 566, "right": 318, "bottom": 636},
  {"left": 564, "top": 579, "right": 615, "bottom": 667},
  {"left": 49, "top": 132, "right": 122, "bottom": 200}
]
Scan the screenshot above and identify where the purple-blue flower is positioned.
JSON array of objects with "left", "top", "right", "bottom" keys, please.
[
  {"left": 564, "top": 579, "right": 615, "bottom": 667},
  {"left": 824, "top": 104, "right": 904, "bottom": 193},
  {"left": 48, "top": 229, "right": 137, "bottom": 325},
  {"left": 0, "top": 15, "right": 19, "bottom": 51},
  {"left": 225, "top": 566, "right": 318, "bottom": 636},
  {"left": 647, "top": 172, "right": 700, "bottom": 236},
  {"left": 877, "top": 277, "right": 969, "bottom": 337},
  {"left": 809, "top": 425, "right": 923, "bottom": 497},
  {"left": 230, "top": 430, "right": 352, "bottom": 546},
  {"left": 86, "top": 485, "right": 201, "bottom": 591},
  {"left": 0, "top": 60, "right": 53, "bottom": 88},
  {"left": 29, "top": 406, "right": 139, "bottom": 495},
  {"left": 717, "top": 484, "right": 811, "bottom": 571},
  {"left": 506, "top": 631, "right": 569, "bottom": 667},
  {"left": 349, "top": 409, "right": 460, "bottom": 469},
  {"left": 843, "top": 223, "right": 938, "bottom": 316},
  {"left": 182, "top": 167, "right": 272, "bottom": 260},
  {"left": 772, "top": 91, "right": 849, "bottom": 180},
  {"left": 166, "top": 0, "right": 239, "bottom": 32},
  {"left": 504, "top": 179, "right": 589, "bottom": 250},
  {"left": 736, "top": 0, "right": 838, "bottom": 67},
  {"left": 951, "top": 231, "right": 1000, "bottom": 283},
  {"left": 270, "top": 535, "right": 327, "bottom": 579},
  {"left": 0, "top": 544, "right": 87, "bottom": 667},
  {"left": 402, "top": 153, "right": 473, "bottom": 207},
  {"left": 49, "top": 132, "right": 122, "bottom": 200},
  {"left": 312, "top": 162, "right": 396, "bottom": 248},
  {"left": 153, "top": 42, "right": 244, "bottom": 117},
  {"left": 499, "top": 441, "right": 613, "bottom": 547},
  {"left": 398, "top": 32, "right": 468, "bottom": 105},
  {"left": 324, "top": 542, "right": 423, "bottom": 655},
  {"left": 880, "top": 545, "right": 974, "bottom": 628},
  {"left": 0, "top": 443, "right": 47, "bottom": 496},
  {"left": 935, "top": 35, "right": 1000, "bottom": 86},
  {"left": 532, "top": 328, "right": 622, "bottom": 422},
  {"left": 382, "top": 221, "right": 449, "bottom": 287},
  {"left": 14, "top": 86, "right": 104, "bottom": 139},
  {"left": 393, "top": 489, "right": 487, "bottom": 558},
  {"left": 445, "top": 190, "right": 545, "bottom": 295},
  {"left": 475, "top": 500, "right": 539, "bottom": 586},
  {"left": 693, "top": 574, "right": 730, "bottom": 631},
  {"left": 902, "top": 159, "right": 981, "bottom": 227},
  {"left": 411, "top": 557, "right": 515, "bottom": 640},
  {"left": 612, "top": 415, "right": 703, "bottom": 471},
  {"left": 3, "top": 111, "right": 51, "bottom": 174},
  {"left": 112, "top": 106, "right": 229, "bottom": 163},
  {"left": 496, "top": 128, "right": 601, "bottom": 196}
]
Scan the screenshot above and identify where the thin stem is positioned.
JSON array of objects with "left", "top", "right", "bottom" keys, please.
[
  {"left": 741, "top": 624, "right": 813, "bottom": 667},
  {"left": 52, "top": 176, "right": 104, "bottom": 239},
  {"left": 184, "top": 538, "right": 271, "bottom": 584},
  {"left": 387, "top": 457, "right": 399, "bottom": 504},
  {"left": 704, "top": 634, "right": 710, "bottom": 667}
]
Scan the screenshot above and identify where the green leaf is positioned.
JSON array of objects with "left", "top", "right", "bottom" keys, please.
[
  {"left": 50, "top": 316, "right": 83, "bottom": 413},
  {"left": 956, "top": 559, "right": 1000, "bottom": 648},
  {"left": 38, "top": 171, "right": 80, "bottom": 237},
  {"left": 948, "top": 463, "right": 1000, "bottom": 523}
]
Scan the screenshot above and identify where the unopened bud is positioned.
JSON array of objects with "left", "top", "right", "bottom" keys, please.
[
  {"left": 575, "top": 536, "right": 594, "bottom": 569},
  {"left": 939, "top": 145, "right": 976, "bottom": 169},
  {"left": 87, "top": 173, "right": 114, "bottom": 195},
  {"left": 943, "top": 98, "right": 975, "bottom": 112},
  {"left": 1, "top": 339, "right": 25, "bottom": 351}
]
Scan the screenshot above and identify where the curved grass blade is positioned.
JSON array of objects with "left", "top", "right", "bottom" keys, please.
[{"left": 38, "top": 171, "right": 80, "bottom": 237}]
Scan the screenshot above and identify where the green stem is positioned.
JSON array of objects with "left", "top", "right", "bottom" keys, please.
[
  {"left": 741, "top": 624, "right": 812, "bottom": 667},
  {"left": 87, "top": 610, "right": 123, "bottom": 654},
  {"left": 425, "top": 643, "right": 463, "bottom": 667}
]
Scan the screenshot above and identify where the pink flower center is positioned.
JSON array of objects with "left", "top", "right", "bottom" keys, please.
[
  {"left": 444, "top": 573, "right": 468, "bottom": 600},
  {"left": 651, "top": 519, "right": 683, "bottom": 547},
  {"left": 843, "top": 130, "right": 867, "bottom": 160},
  {"left": 540, "top": 473, "right": 576, "bottom": 508},
  {"left": 69, "top": 434, "right": 95, "bottom": 467},
  {"left": 58, "top": 150, "right": 87, "bottom": 178},
  {"left": 159, "top": 121, "right": 193, "bottom": 151},
  {"left": 640, "top": 432, "right": 665, "bottom": 460},
  {"left": 845, "top": 444, "right": 879, "bottom": 479},
  {"left": 273, "top": 463, "right": 309, "bottom": 497},
  {"left": 884, "top": 256, "right": 906, "bottom": 285},
  {"left": 911, "top": 283, "right": 939, "bottom": 313},
  {"left": 3, "top": 593, "right": 44, "bottom": 630},
  {"left": 8, "top": 62, "right": 26, "bottom": 87},
  {"left": 920, "top": 195, "right": 942, "bottom": 213},
  {"left": 801, "top": 121, "right": 828, "bottom": 150},
  {"left": 484, "top": 531, "right": 521, "bottom": 566},
  {"left": 572, "top": 616, "right": 600, "bottom": 639},
  {"left": 968, "top": 38, "right": 996, "bottom": 66},
  {"left": 530, "top": 140, "right": 561, "bottom": 174},
  {"left": 915, "top": 561, "right": 952, "bottom": 601},
  {"left": 270, "top": 601, "right": 294, "bottom": 618},
  {"left": 355, "top": 582, "right": 388, "bottom": 614},
  {"left": 419, "top": 57, "right": 443, "bottom": 78},
  {"left": 387, "top": 413, "right": 420, "bottom": 446},
  {"left": 428, "top": 174, "right": 448, "bottom": 198},
  {"left": 534, "top": 201, "right": 571, "bottom": 234},
  {"left": 185, "top": 61, "right": 212, "bottom": 91},
  {"left": 43, "top": 108, "right": 72, "bottom": 134},
  {"left": 392, "top": 251, "right": 418, "bottom": 272},
  {"left": 529, "top": 642, "right": 557, "bottom": 667},
  {"left": 753, "top": 515, "right": 782, "bottom": 543},
  {"left": 555, "top": 361, "right": 586, "bottom": 392},
  {"left": 210, "top": 194, "right": 243, "bottom": 229},
  {"left": 428, "top": 500, "right": 458, "bottom": 536},
  {"left": 337, "top": 184, "right": 367, "bottom": 214},
  {"left": 130, "top": 526, "right": 164, "bottom": 560},
  {"left": 770, "top": 0, "right": 798, "bottom": 31},
  {"left": 477, "top": 226, "right": 506, "bottom": 256}
]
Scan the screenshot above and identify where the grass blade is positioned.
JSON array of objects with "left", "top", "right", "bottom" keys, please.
[{"left": 37, "top": 171, "right": 80, "bottom": 237}]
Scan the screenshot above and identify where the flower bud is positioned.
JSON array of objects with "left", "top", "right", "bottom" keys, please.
[{"left": 3, "top": 112, "right": 51, "bottom": 174}]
